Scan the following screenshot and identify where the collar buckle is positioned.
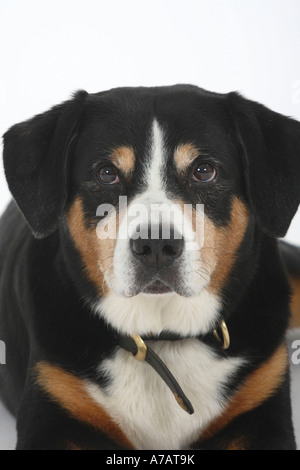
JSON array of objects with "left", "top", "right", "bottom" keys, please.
[
  {"left": 213, "top": 319, "right": 230, "bottom": 350},
  {"left": 131, "top": 334, "right": 148, "bottom": 361}
]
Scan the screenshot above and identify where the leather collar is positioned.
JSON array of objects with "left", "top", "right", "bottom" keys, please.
[{"left": 115, "top": 319, "right": 230, "bottom": 415}]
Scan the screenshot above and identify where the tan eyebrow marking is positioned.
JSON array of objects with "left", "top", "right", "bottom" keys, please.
[
  {"left": 111, "top": 146, "right": 135, "bottom": 176},
  {"left": 174, "top": 143, "right": 200, "bottom": 174}
]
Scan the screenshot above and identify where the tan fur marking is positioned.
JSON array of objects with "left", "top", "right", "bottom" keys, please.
[
  {"left": 174, "top": 197, "right": 249, "bottom": 295},
  {"left": 203, "top": 198, "right": 250, "bottom": 294},
  {"left": 111, "top": 146, "right": 135, "bottom": 176},
  {"left": 67, "top": 197, "right": 117, "bottom": 296},
  {"left": 35, "top": 362, "right": 133, "bottom": 449},
  {"left": 66, "top": 442, "right": 89, "bottom": 451},
  {"left": 224, "top": 436, "right": 248, "bottom": 450},
  {"left": 200, "top": 344, "right": 288, "bottom": 443},
  {"left": 289, "top": 276, "right": 300, "bottom": 328},
  {"left": 174, "top": 144, "right": 200, "bottom": 174}
]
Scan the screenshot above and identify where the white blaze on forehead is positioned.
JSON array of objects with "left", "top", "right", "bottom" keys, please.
[
  {"left": 145, "top": 119, "right": 167, "bottom": 195},
  {"left": 103, "top": 118, "right": 211, "bottom": 304}
]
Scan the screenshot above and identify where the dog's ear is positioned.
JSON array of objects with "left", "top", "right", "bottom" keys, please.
[
  {"left": 228, "top": 92, "right": 300, "bottom": 238},
  {"left": 3, "top": 90, "right": 88, "bottom": 239}
]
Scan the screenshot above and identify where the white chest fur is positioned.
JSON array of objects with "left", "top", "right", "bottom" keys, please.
[{"left": 86, "top": 339, "right": 244, "bottom": 450}]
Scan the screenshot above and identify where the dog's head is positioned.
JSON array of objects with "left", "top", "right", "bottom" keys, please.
[{"left": 3, "top": 85, "right": 300, "bottom": 336}]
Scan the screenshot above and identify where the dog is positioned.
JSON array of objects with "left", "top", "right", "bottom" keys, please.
[{"left": 0, "top": 85, "right": 300, "bottom": 450}]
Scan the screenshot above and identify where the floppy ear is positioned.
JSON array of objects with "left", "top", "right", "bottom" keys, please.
[
  {"left": 228, "top": 92, "right": 300, "bottom": 238},
  {"left": 3, "top": 90, "right": 88, "bottom": 239}
]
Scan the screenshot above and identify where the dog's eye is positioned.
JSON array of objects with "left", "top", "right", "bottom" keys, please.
[
  {"left": 97, "top": 166, "right": 120, "bottom": 185},
  {"left": 193, "top": 163, "right": 216, "bottom": 183}
]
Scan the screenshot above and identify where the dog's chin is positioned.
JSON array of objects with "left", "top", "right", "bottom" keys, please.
[
  {"left": 117, "top": 280, "right": 196, "bottom": 299},
  {"left": 142, "top": 280, "right": 174, "bottom": 296}
]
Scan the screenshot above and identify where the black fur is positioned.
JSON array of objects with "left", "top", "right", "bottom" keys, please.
[
  {"left": 280, "top": 241, "right": 300, "bottom": 277},
  {"left": 228, "top": 93, "right": 300, "bottom": 238},
  {"left": 3, "top": 90, "right": 88, "bottom": 239},
  {"left": 0, "top": 85, "right": 300, "bottom": 450}
]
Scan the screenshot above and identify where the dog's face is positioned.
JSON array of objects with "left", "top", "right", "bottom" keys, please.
[
  {"left": 3, "top": 85, "right": 300, "bottom": 336},
  {"left": 68, "top": 87, "right": 248, "bottom": 302}
]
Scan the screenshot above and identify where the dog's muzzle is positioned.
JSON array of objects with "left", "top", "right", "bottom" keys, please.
[
  {"left": 128, "top": 224, "right": 186, "bottom": 296},
  {"left": 130, "top": 227, "right": 184, "bottom": 270}
]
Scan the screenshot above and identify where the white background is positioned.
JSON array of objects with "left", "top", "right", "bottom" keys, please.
[{"left": 0, "top": 0, "right": 300, "bottom": 450}]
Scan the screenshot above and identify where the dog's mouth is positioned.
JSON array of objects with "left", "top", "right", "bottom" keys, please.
[
  {"left": 142, "top": 280, "right": 174, "bottom": 295},
  {"left": 120, "top": 269, "right": 196, "bottom": 298}
]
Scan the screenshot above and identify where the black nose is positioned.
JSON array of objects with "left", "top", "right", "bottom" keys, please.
[{"left": 130, "top": 229, "right": 184, "bottom": 269}]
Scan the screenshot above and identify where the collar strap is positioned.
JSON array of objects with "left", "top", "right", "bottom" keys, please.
[
  {"left": 116, "top": 318, "right": 230, "bottom": 415},
  {"left": 118, "top": 334, "right": 194, "bottom": 415}
]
